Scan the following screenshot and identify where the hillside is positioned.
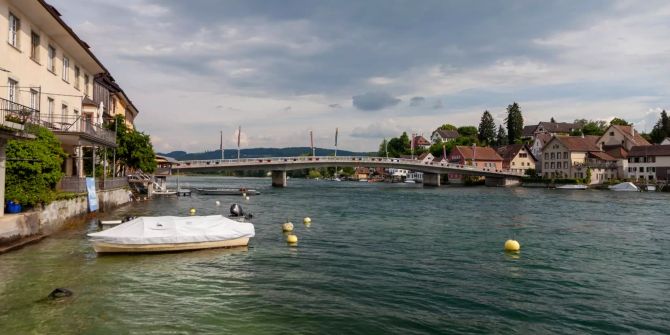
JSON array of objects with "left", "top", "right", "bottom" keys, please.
[{"left": 159, "top": 147, "right": 373, "bottom": 161}]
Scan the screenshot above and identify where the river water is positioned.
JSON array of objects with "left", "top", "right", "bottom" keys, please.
[{"left": 1, "top": 176, "right": 669, "bottom": 334}]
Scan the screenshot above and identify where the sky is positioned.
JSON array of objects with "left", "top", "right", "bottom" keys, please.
[{"left": 49, "top": 0, "right": 670, "bottom": 152}]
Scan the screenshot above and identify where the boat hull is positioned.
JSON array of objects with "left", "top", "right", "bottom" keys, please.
[
  {"left": 194, "top": 188, "right": 260, "bottom": 195},
  {"left": 93, "top": 237, "right": 250, "bottom": 253}
]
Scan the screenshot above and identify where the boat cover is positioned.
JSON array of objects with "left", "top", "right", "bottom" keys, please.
[
  {"left": 88, "top": 215, "right": 255, "bottom": 244},
  {"left": 609, "top": 182, "right": 640, "bottom": 191}
]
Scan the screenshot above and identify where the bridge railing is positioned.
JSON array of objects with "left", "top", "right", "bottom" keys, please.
[{"left": 174, "top": 156, "right": 525, "bottom": 176}]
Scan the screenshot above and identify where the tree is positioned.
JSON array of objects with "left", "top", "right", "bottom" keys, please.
[
  {"left": 108, "top": 115, "right": 157, "bottom": 174},
  {"left": 649, "top": 110, "right": 670, "bottom": 143},
  {"left": 505, "top": 102, "right": 524, "bottom": 144},
  {"left": 609, "top": 118, "right": 630, "bottom": 126},
  {"left": 478, "top": 110, "right": 496, "bottom": 145},
  {"left": 550, "top": 117, "right": 556, "bottom": 123},
  {"left": 457, "top": 126, "right": 478, "bottom": 138},
  {"left": 5, "top": 125, "right": 66, "bottom": 207},
  {"left": 585, "top": 168, "right": 592, "bottom": 184},
  {"left": 378, "top": 138, "right": 388, "bottom": 157},
  {"left": 438, "top": 124, "right": 457, "bottom": 131},
  {"left": 572, "top": 119, "right": 607, "bottom": 136},
  {"left": 496, "top": 125, "right": 508, "bottom": 146}
]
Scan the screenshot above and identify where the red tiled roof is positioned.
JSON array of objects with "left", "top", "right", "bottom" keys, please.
[
  {"left": 629, "top": 145, "right": 670, "bottom": 157},
  {"left": 433, "top": 129, "right": 460, "bottom": 139},
  {"left": 610, "top": 125, "right": 651, "bottom": 146},
  {"left": 553, "top": 136, "right": 601, "bottom": 152},
  {"left": 534, "top": 132, "right": 553, "bottom": 145},
  {"left": 413, "top": 135, "right": 431, "bottom": 146},
  {"left": 603, "top": 145, "right": 628, "bottom": 159},
  {"left": 523, "top": 122, "right": 578, "bottom": 136},
  {"left": 496, "top": 144, "right": 537, "bottom": 162},
  {"left": 418, "top": 152, "right": 432, "bottom": 160},
  {"left": 589, "top": 151, "right": 617, "bottom": 161},
  {"left": 454, "top": 146, "right": 503, "bottom": 161}
]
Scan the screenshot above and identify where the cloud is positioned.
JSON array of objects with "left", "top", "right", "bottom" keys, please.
[
  {"left": 350, "top": 119, "right": 402, "bottom": 138},
  {"left": 328, "top": 103, "right": 341, "bottom": 108},
  {"left": 409, "top": 96, "right": 425, "bottom": 107},
  {"left": 352, "top": 92, "right": 401, "bottom": 111}
]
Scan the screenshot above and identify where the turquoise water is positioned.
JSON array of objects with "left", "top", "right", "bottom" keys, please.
[{"left": 1, "top": 176, "right": 669, "bottom": 334}]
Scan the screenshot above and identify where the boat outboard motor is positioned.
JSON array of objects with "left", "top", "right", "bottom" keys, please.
[{"left": 230, "top": 204, "right": 244, "bottom": 217}]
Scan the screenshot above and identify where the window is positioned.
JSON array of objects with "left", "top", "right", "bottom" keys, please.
[
  {"left": 545, "top": 162, "right": 548, "bottom": 169},
  {"left": 62, "top": 56, "right": 69, "bottom": 81},
  {"left": 609, "top": 131, "right": 614, "bottom": 136},
  {"left": 551, "top": 152, "right": 555, "bottom": 159},
  {"left": 84, "top": 74, "right": 90, "bottom": 97},
  {"left": 8, "top": 13, "right": 20, "bottom": 47},
  {"left": 74, "top": 66, "right": 80, "bottom": 89},
  {"left": 512, "top": 162, "right": 515, "bottom": 166},
  {"left": 550, "top": 162, "right": 555, "bottom": 169},
  {"left": 544, "top": 153, "right": 548, "bottom": 159},
  {"left": 7, "top": 79, "right": 18, "bottom": 102},
  {"left": 48, "top": 45, "right": 56, "bottom": 72},
  {"left": 30, "top": 89, "right": 38, "bottom": 110},
  {"left": 61, "top": 104, "right": 68, "bottom": 124},
  {"left": 30, "top": 31, "right": 40, "bottom": 61},
  {"left": 563, "top": 152, "right": 568, "bottom": 159},
  {"left": 519, "top": 153, "right": 527, "bottom": 158},
  {"left": 564, "top": 162, "right": 568, "bottom": 169},
  {"left": 48, "top": 98, "right": 54, "bottom": 123}
]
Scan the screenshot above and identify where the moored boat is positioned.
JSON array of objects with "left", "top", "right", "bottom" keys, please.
[
  {"left": 194, "top": 188, "right": 260, "bottom": 195},
  {"left": 609, "top": 182, "right": 640, "bottom": 192},
  {"left": 88, "top": 215, "right": 255, "bottom": 253},
  {"left": 556, "top": 184, "right": 588, "bottom": 190}
]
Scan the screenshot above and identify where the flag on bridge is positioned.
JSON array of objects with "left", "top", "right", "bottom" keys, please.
[{"left": 335, "top": 127, "right": 338, "bottom": 147}]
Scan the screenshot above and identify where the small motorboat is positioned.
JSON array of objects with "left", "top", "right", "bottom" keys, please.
[
  {"left": 194, "top": 188, "right": 260, "bottom": 195},
  {"left": 609, "top": 182, "right": 640, "bottom": 192},
  {"left": 645, "top": 185, "right": 656, "bottom": 192},
  {"left": 88, "top": 215, "right": 255, "bottom": 253},
  {"left": 556, "top": 184, "right": 588, "bottom": 190},
  {"left": 404, "top": 179, "right": 416, "bottom": 184},
  {"left": 153, "top": 190, "right": 177, "bottom": 196}
]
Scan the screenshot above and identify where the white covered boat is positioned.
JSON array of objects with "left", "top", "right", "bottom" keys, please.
[
  {"left": 556, "top": 184, "right": 588, "bottom": 190},
  {"left": 609, "top": 182, "right": 640, "bottom": 192},
  {"left": 88, "top": 215, "right": 255, "bottom": 253}
]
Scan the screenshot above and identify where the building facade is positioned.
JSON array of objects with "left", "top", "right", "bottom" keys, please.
[
  {"left": 627, "top": 145, "right": 670, "bottom": 182},
  {"left": 496, "top": 144, "right": 537, "bottom": 175},
  {"left": 541, "top": 136, "right": 618, "bottom": 184},
  {"left": 448, "top": 145, "right": 503, "bottom": 183}
]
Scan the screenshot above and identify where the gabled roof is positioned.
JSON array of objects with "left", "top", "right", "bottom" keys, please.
[
  {"left": 453, "top": 146, "right": 503, "bottom": 161},
  {"left": 413, "top": 135, "right": 431, "bottom": 146},
  {"left": 603, "top": 145, "right": 628, "bottom": 159},
  {"left": 418, "top": 152, "right": 433, "bottom": 160},
  {"left": 433, "top": 129, "right": 460, "bottom": 139},
  {"left": 549, "top": 136, "right": 601, "bottom": 152},
  {"left": 609, "top": 125, "right": 651, "bottom": 146},
  {"left": 588, "top": 151, "right": 617, "bottom": 161},
  {"left": 534, "top": 133, "right": 553, "bottom": 145},
  {"left": 629, "top": 145, "right": 670, "bottom": 157},
  {"left": 523, "top": 122, "right": 579, "bottom": 136},
  {"left": 496, "top": 144, "right": 537, "bottom": 162}
]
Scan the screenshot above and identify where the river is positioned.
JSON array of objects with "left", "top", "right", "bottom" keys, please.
[{"left": 1, "top": 176, "right": 669, "bottom": 334}]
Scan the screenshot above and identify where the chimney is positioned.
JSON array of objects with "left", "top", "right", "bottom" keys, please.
[
  {"left": 599, "top": 141, "right": 603, "bottom": 151},
  {"left": 630, "top": 124, "right": 634, "bottom": 136}
]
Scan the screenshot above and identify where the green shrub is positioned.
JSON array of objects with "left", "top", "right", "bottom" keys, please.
[{"left": 5, "top": 126, "right": 66, "bottom": 207}]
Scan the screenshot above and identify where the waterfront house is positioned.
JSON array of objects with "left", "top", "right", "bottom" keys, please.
[
  {"left": 596, "top": 125, "right": 650, "bottom": 179},
  {"left": 448, "top": 146, "right": 503, "bottom": 183},
  {"left": 627, "top": 145, "right": 670, "bottom": 182},
  {"left": 529, "top": 133, "right": 552, "bottom": 173},
  {"left": 0, "top": 0, "right": 140, "bottom": 191},
  {"left": 661, "top": 138, "right": 670, "bottom": 145},
  {"left": 522, "top": 121, "right": 579, "bottom": 139},
  {"left": 541, "top": 136, "right": 619, "bottom": 183},
  {"left": 417, "top": 152, "right": 434, "bottom": 164},
  {"left": 496, "top": 144, "right": 537, "bottom": 175},
  {"left": 430, "top": 128, "right": 459, "bottom": 143}
]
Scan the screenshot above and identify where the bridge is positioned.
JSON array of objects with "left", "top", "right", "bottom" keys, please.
[{"left": 173, "top": 156, "right": 523, "bottom": 187}]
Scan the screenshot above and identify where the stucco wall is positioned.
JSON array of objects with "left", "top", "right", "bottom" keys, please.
[{"left": 0, "top": 188, "right": 130, "bottom": 249}]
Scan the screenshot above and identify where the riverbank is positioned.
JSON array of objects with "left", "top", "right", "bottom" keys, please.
[{"left": 0, "top": 188, "right": 131, "bottom": 253}]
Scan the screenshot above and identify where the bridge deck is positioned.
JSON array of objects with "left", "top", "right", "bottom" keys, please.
[{"left": 174, "top": 156, "right": 523, "bottom": 178}]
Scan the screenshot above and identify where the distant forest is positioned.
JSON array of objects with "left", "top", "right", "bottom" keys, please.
[{"left": 159, "top": 147, "right": 372, "bottom": 161}]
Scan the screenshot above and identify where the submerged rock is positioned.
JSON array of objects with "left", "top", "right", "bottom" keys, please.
[{"left": 48, "top": 288, "right": 73, "bottom": 299}]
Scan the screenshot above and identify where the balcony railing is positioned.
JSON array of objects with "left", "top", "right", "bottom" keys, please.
[
  {"left": 57, "top": 176, "right": 128, "bottom": 193},
  {"left": 40, "top": 114, "right": 116, "bottom": 146},
  {"left": 0, "top": 97, "right": 40, "bottom": 131},
  {"left": 573, "top": 162, "right": 618, "bottom": 170}
]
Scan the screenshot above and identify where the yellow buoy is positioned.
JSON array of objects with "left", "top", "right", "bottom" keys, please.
[
  {"left": 189, "top": 208, "right": 196, "bottom": 215},
  {"left": 286, "top": 234, "right": 298, "bottom": 244},
  {"left": 303, "top": 217, "right": 312, "bottom": 224},
  {"left": 282, "top": 222, "right": 294, "bottom": 232},
  {"left": 504, "top": 239, "right": 521, "bottom": 252}
]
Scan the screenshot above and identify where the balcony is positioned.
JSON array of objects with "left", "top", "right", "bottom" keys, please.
[
  {"left": 573, "top": 161, "right": 618, "bottom": 170},
  {"left": 40, "top": 114, "right": 117, "bottom": 147},
  {"left": 0, "top": 97, "right": 40, "bottom": 135}
]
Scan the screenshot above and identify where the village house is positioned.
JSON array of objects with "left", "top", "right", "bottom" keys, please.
[
  {"left": 522, "top": 121, "right": 579, "bottom": 139},
  {"left": 412, "top": 135, "right": 431, "bottom": 150},
  {"left": 596, "top": 124, "right": 650, "bottom": 178},
  {"left": 448, "top": 145, "right": 503, "bottom": 183},
  {"left": 496, "top": 144, "right": 537, "bottom": 175},
  {"left": 541, "top": 136, "right": 619, "bottom": 184},
  {"left": 529, "top": 132, "right": 552, "bottom": 173},
  {"left": 430, "top": 128, "right": 459, "bottom": 143},
  {"left": 627, "top": 145, "right": 670, "bottom": 182},
  {"left": 0, "top": 0, "right": 139, "bottom": 191}
]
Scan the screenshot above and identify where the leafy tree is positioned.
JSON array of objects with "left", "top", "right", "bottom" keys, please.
[
  {"left": 496, "top": 125, "right": 508, "bottom": 146},
  {"left": 438, "top": 124, "right": 458, "bottom": 131},
  {"left": 478, "top": 110, "right": 496, "bottom": 145},
  {"left": 649, "top": 110, "right": 670, "bottom": 143},
  {"left": 5, "top": 125, "right": 66, "bottom": 207},
  {"left": 572, "top": 119, "right": 607, "bottom": 136},
  {"left": 585, "top": 168, "right": 592, "bottom": 184},
  {"left": 108, "top": 115, "right": 157, "bottom": 174},
  {"left": 609, "top": 118, "right": 630, "bottom": 126},
  {"left": 505, "top": 102, "right": 524, "bottom": 144},
  {"left": 378, "top": 138, "right": 388, "bottom": 157},
  {"left": 550, "top": 117, "right": 556, "bottom": 123},
  {"left": 457, "top": 126, "right": 478, "bottom": 138}
]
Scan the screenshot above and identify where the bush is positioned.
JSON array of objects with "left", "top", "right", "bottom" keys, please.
[{"left": 5, "top": 126, "right": 66, "bottom": 207}]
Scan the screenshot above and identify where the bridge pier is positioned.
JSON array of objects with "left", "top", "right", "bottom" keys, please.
[
  {"left": 423, "top": 172, "right": 441, "bottom": 187},
  {"left": 271, "top": 170, "right": 287, "bottom": 187},
  {"left": 485, "top": 176, "right": 521, "bottom": 187}
]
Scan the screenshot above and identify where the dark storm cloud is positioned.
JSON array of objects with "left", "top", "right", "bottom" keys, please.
[{"left": 352, "top": 92, "right": 401, "bottom": 111}]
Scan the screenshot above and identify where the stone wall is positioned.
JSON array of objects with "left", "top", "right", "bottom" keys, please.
[{"left": 0, "top": 188, "right": 131, "bottom": 251}]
